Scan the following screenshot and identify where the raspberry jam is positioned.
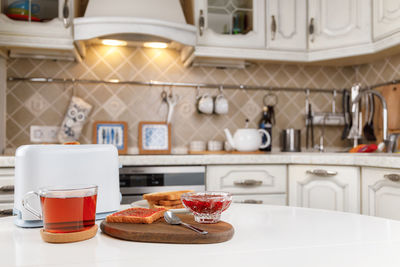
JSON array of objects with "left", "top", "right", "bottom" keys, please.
[
  {"left": 111, "top": 207, "right": 164, "bottom": 218},
  {"left": 181, "top": 192, "right": 232, "bottom": 224}
]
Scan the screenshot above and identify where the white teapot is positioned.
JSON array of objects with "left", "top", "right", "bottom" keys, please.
[{"left": 224, "top": 128, "right": 270, "bottom": 152}]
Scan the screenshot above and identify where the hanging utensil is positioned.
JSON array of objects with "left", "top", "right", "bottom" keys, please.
[
  {"left": 305, "top": 90, "right": 314, "bottom": 149},
  {"left": 157, "top": 87, "right": 168, "bottom": 118},
  {"left": 347, "top": 84, "right": 362, "bottom": 147},
  {"left": 263, "top": 91, "right": 277, "bottom": 125},
  {"left": 363, "top": 93, "right": 377, "bottom": 141},
  {"left": 166, "top": 86, "right": 180, "bottom": 124},
  {"left": 306, "top": 103, "right": 314, "bottom": 149},
  {"left": 341, "top": 89, "right": 351, "bottom": 140}
]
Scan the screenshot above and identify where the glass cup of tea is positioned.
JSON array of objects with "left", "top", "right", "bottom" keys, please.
[{"left": 22, "top": 184, "right": 98, "bottom": 233}]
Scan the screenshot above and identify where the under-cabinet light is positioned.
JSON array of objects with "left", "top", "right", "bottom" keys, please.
[
  {"left": 143, "top": 42, "right": 168, "bottom": 49},
  {"left": 101, "top": 39, "right": 127, "bottom": 46}
]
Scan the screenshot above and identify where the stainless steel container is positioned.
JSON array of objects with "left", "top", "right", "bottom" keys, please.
[{"left": 281, "top": 129, "right": 301, "bottom": 152}]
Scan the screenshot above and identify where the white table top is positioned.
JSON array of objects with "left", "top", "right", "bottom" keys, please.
[{"left": 2, "top": 204, "right": 400, "bottom": 267}]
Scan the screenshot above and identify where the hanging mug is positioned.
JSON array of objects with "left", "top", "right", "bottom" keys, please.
[
  {"left": 214, "top": 94, "right": 229, "bottom": 114},
  {"left": 197, "top": 94, "right": 214, "bottom": 114}
]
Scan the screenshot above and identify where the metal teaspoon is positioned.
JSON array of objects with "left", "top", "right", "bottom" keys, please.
[{"left": 164, "top": 211, "right": 208, "bottom": 235}]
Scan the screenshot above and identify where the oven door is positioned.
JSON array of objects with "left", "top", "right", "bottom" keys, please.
[{"left": 119, "top": 166, "right": 205, "bottom": 204}]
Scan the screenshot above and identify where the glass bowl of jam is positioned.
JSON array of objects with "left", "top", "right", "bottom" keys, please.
[{"left": 181, "top": 191, "right": 232, "bottom": 223}]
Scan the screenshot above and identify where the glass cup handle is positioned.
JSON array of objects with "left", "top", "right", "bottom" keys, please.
[{"left": 22, "top": 191, "right": 42, "bottom": 219}]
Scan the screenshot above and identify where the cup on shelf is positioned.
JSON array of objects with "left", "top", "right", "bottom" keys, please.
[
  {"left": 207, "top": 140, "right": 223, "bottom": 151},
  {"left": 224, "top": 141, "right": 233, "bottom": 152},
  {"left": 189, "top": 141, "right": 206, "bottom": 152}
]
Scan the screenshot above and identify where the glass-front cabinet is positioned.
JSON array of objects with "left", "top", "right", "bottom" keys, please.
[
  {"left": 194, "top": 0, "right": 266, "bottom": 48},
  {"left": 0, "top": 0, "right": 79, "bottom": 61}
]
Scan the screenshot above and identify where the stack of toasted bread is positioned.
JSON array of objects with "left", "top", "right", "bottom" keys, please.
[{"left": 143, "top": 190, "right": 193, "bottom": 210}]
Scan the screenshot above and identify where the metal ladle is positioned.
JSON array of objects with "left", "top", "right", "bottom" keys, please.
[{"left": 164, "top": 211, "right": 208, "bottom": 235}]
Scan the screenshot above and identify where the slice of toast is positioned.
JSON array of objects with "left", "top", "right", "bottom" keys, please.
[
  {"left": 106, "top": 207, "right": 166, "bottom": 224},
  {"left": 149, "top": 202, "right": 185, "bottom": 210},
  {"left": 143, "top": 190, "right": 193, "bottom": 201},
  {"left": 158, "top": 199, "right": 182, "bottom": 206}
]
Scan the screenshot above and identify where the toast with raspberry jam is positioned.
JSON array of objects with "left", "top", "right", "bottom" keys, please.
[{"left": 106, "top": 207, "right": 166, "bottom": 224}]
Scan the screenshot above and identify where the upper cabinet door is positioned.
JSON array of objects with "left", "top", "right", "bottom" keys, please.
[
  {"left": 266, "top": 0, "right": 307, "bottom": 51},
  {"left": 308, "top": 0, "right": 371, "bottom": 50},
  {"left": 373, "top": 0, "right": 400, "bottom": 40},
  {"left": 194, "top": 0, "right": 265, "bottom": 48}
]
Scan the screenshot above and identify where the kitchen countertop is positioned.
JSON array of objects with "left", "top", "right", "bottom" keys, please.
[
  {"left": 2, "top": 204, "right": 400, "bottom": 267},
  {"left": 2, "top": 152, "right": 400, "bottom": 168}
]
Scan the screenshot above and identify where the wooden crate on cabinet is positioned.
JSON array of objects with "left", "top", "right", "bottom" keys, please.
[
  {"left": 362, "top": 167, "right": 400, "bottom": 220},
  {"left": 288, "top": 165, "right": 360, "bottom": 213},
  {"left": 206, "top": 165, "right": 287, "bottom": 206}
]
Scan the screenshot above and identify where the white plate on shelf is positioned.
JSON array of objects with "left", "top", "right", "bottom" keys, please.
[{"left": 130, "top": 200, "right": 190, "bottom": 214}]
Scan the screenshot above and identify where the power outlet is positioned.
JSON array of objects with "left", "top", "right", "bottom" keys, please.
[{"left": 30, "top": 126, "right": 60, "bottom": 143}]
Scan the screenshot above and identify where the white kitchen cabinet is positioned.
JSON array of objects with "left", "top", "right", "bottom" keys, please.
[
  {"left": 0, "top": 168, "right": 14, "bottom": 217},
  {"left": 373, "top": 0, "right": 400, "bottom": 40},
  {"left": 232, "top": 194, "right": 286, "bottom": 206},
  {"left": 194, "top": 0, "right": 266, "bottom": 48},
  {"left": 288, "top": 165, "right": 360, "bottom": 213},
  {"left": 266, "top": 0, "right": 307, "bottom": 50},
  {"left": 0, "top": 0, "right": 80, "bottom": 61},
  {"left": 206, "top": 165, "right": 287, "bottom": 206},
  {"left": 307, "top": 0, "right": 371, "bottom": 50},
  {"left": 362, "top": 167, "right": 400, "bottom": 220}
]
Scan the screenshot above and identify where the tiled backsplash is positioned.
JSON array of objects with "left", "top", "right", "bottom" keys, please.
[
  {"left": 356, "top": 53, "right": 400, "bottom": 86},
  {"left": 6, "top": 45, "right": 359, "bottom": 151}
]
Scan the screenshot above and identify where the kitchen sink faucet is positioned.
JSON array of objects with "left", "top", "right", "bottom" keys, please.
[{"left": 352, "top": 89, "right": 389, "bottom": 151}]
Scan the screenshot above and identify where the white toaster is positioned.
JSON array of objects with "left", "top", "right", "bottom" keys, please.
[{"left": 13, "top": 144, "right": 121, "bottom": 228}]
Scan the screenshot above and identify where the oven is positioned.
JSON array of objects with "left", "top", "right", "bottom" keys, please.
[{"left": 119, "top": 166, "right": 205, "bottom": 204}]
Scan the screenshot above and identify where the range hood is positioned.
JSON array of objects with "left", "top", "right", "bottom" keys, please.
[{"left": 74, "top": 0, "right": 196, "bottom": 47}]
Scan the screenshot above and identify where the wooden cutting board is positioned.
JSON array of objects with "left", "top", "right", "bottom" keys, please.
[
  {"left": 373, "top": 84, "right": 400, "bottom": 147},
  {"left": 100, "top": 214, "right": 234, "bottom": 244},
  {"left": 374, "top": 84, "right": 400, "bottom": 130}
]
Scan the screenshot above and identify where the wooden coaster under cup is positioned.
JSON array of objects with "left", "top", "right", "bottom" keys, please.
[{"left": 40, "top": 224, "right": 98, "bottom": 243}]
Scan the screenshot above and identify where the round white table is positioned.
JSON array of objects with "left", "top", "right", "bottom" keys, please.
[{"left": 2, "top": 204, "right": 400, "bottom": 267}]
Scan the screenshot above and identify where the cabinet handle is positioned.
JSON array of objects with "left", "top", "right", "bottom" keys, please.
[
  {"left": 384, "top": 174, "right": 400, "bottom": 182},
  {"left": 271, "top": 15, "right": 277, "bottom": 40},
  {"left": 63, "top": 0, "right": 71, "bottom": 28},
  {"left": 0, "top": 185, "right": 14, "bottom": 193},
  {"left": 234, "top": 199, "right": 263, "bottom": 204},
  {"left": 306, "top": 169, "right": 337, "bottom": 177},
  {"left": 0, "top": 209, "right": 13, "bottom": 216},
  {"left": 199, "top": 9, "right": 205, "bottom": 36},
  {"left": 309, "top": 17, "right": 315, "bottom": 43},
  {"left": 234, "top": 179, "right": 263, "bottom": 186}
]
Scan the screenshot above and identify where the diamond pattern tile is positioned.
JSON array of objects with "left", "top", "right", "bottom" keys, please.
[{"left": 6, "top": 44, "right": 382, "bottom": 150}]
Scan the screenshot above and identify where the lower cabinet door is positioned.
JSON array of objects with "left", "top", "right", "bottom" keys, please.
[
  {"left": 362, "top": 167, "right": 400, "bottom": 220},
  {"left": 232, "top": 194, "right": 287, "bottom": 206},
  {"left": 0, "top": 202, "right": 14, "bottom": 217},
  {"left": 288, "top": 165, "right": 360, "bottom": 213}
]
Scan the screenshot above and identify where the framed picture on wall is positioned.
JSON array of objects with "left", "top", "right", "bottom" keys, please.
[
  {"left": 93, "top": 121, "right": 128, "bottom": 154},
  {"left": 138, "top": 121, "right": 171, "bottom": 154}
]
